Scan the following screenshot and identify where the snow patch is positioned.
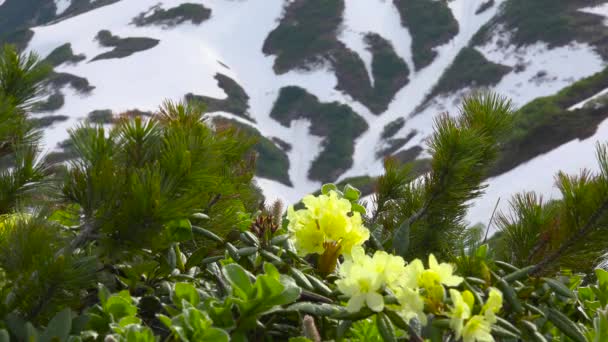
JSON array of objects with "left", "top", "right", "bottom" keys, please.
[
  {"left": 570, "top": 88, "right": 608, "bottom": 111},
  {"left": 580, "top": 3, "right": 608, "bottom": 24},
  {"left": 478, "top": 31, "right": 605, "bottom": 107},
  {"left": 55, "top": 0, "right": 72, "bottom": 16}
]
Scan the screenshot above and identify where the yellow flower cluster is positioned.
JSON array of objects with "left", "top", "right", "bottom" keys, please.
[
  {"left": 335, "top": 248, "right": 503, "bottom": 342},
  {"left": 287, "top": 191, "right": 369, "bottom": 257},
  {"left": 448, "top": 288, "right": 503, "bottom": 342}
]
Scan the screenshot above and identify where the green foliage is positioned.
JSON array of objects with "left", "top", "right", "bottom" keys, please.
[
  {"left": 186, "top": 73, "right": 252, "bottom": 121},
  {"left": 62, "top": 101, "right": 259, "bottom": 252},
  {"left": 381, "top": 117, "right": 406, "bottom": 140},
  {"left": 44, "top": 43, "right": 86, "bottom": 67},
  {"left": 364, "top": 33, "right": 410, "bottom": 113},
  {"left": 48, "top": 72, "right": 95, "bottom": 94},
  {"left": 429, "top": 47, "right": 511, "bottom": 98},
  {"left": 2, "top": 42, "right": 608, "bottom": 342},
  {"left": 0, "top": 0, "right": 55, "bottom": 48},
  {"left": 0, "top": 45, "right": 52, "bottom": 109},
  {"left": 472, "top": 0, "right": 608, "bottom": 60},
  {"left": 213, "top": 117, "right": 291, "bottom": 186},
  {"left": 393, "top": 0, "right": 459, "bottom": 70},
  {"left": 262, "top": 0, "right": 344, "bottom": 74},
  {"left": 371, "top": 92, "right": 513, "bottom": 260},
  {"left": 92, "top": 30, "right": 159, "bottom": 61},
  {"left": 0, "top": 215, "right": 96, "bottom": 323},
  {"left": 32, "top": 91, "right": 64, "bottom": 112},
  {"left": 496, "top": 144, "right": 608, "bottom": 275},
  {"left": 132, "top": 3, "right": 212, "bottom": 27},
  {"left": 87, "top": 109, "right": 114, "bottom": 124},
  {"left": 270, "top": 86, "right": 368, "bottom": 182},
  {"left": 0, "top": 45, "right": 53, "bottom": 213}
]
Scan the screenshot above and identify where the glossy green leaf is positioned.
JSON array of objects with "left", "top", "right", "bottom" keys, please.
[
  {"left": 343, "top": 184, "right": 361, "bottom": 201},
  {"left": 222, "top": 263, "right": 253, "bottom": 299},
  {"left": 547, "top": 307, "right": 586, "bottom": 342},
  {"left": 542, "top": 277, "right": 576, "bottom": 299},
  {"left": 167, "top": 218, "right": 192, "bottom": 242},
  {"left": 322, "top": 183, "right": 338, "bottom": 195},
  {"left": 174, "top": 283, "right": 200, "bottom": 307},
  {"left": 41, "top": 308, "right": 72, "bottom": 342},
  {"left": 376, "top": 313, "right": 397, "bottom": 342}
]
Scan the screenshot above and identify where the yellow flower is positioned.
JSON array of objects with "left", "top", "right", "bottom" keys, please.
[
  {"left": 400, "top": 258, "right": 424, "bottom": 290},
  {"left": 336, "top": 249, "right": 384, "bottom": 312},
  {"left": 462, "top": 315, "right": 494, "bottom": 342},
  {"left": 287, "top": 206, "right": 324, "bottom": 255},
  {"left": 394, "top": 286, "right": 427, "bottom": 326},
  {"left": 370, "top": 250, "right": 406, "bottom": 290},
  {"left": 427, "top": 254, "right": 463, "bottom": 287},
  {"left": 449, "top": 289, "right": 474, "bottom": 339},
  {"left": 287, "top": 191, "right": 369, "bottom": 257},
  {"left": 482, "top": 288, "right": 503, "bottom": 324}
]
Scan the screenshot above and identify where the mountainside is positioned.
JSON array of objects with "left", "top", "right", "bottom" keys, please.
[{"left": 3, "top": 0, "right": 608, "bottom": 226}]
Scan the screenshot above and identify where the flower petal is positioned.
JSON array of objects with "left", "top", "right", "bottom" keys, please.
[{"left": 366, "top": 292, "right": 385, "bottom": 312}]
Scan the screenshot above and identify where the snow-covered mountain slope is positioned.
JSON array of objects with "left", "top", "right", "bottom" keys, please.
[{"left": 4, "top": 0, "right": 608, "bottom": 226}]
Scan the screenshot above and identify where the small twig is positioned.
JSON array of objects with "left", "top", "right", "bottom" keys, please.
[{"left": 483, "top": 197, "right": 500, "bottom": 243}]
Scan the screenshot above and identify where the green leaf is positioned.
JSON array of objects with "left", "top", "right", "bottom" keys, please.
[
  {"left": 203, "top": 327, "right": 230, "bottom": 342},
  {"left": 167, "top": 218, "right": 192, "bottom": 242},
  {"left": 322, "top": 183, "right": 338, "bottom": 195},
  {"left": 117, "top": 316, "right": 141, "bottom": 327},
  {"left": 167, "top": 246, "right": 177, "bottom": 270},
  {"left": 290, "top": 268, "right": 314, "bottom": 291},
  {"left": 376, "top": 313, "right": 397, "bottom": 342},
  {"left": 98, "top": 284, "right": 111, "bottom": 306},
  {"left": 475, "top": 244, "right": 489, "bottom": 258},
  {"left": 591, "top": 307, "right": 608, "bottom": 342},
  {"left": 597, "top": 269, "right": 608, "bottom": 288},
  {"left": 305, "top": 274, "right": 333, "bottom": 297},
  {"left": 192, "top": 225, "right": 224, "bottom": 243},
  {"left": 343, "top": 184, "right": 361, "bottom": 201},
  {"left": 0, "top": 330, "right": 9, "bottom": 342},
  {"left": 48, "top": 205, "right": 81, "bottom": 227},
  {"left": 241, "top": 231, "right": 260, "bottom": 247},
  {"left": 191, "top": 212, "right": 210, "bottom": 220},
  {"left": 351, "top": 203, "right": 367, "bottom": 215},
  {"left": 547, "top": 307, "right": 586, "bottom": 342},
  {"left": 174, "top": 283, "right": 200, "bottom": 307},
  {"left": 502, "top": 265, "right": 534, "bottom": 283},
  {"left": 392, "top": 220, "right": 410, "bottom": 258},
  {"left": 542, "top": 278, "right": 576, "bottom": 299},
  {"left": 222, "top": 263, "right": 253, "bottom": 299},
  {"left": 103, "top": 291, "right": 138, "bottom": 321},
  {"left": 25, "top": 323, "right": 39, "bottom": 341},
  {"left": 264, "top": 262, "right": 280, "bottom": 279},
  {"left": 185, "top": 246, "right": 210, "bottom": 270},
  {"left": 270, "top": 234, "right": 289, "bottom": 246},
  {"left": 286, "top": 302, "right": 346, "bottom": 316},
  {"left": 41, "top": 308, "right": 72, "bottom": 342},
  {"left": 491, "top": 325, "right": 520, "bottom": 339},
  {"left": 5, "top": 313, "right": 27, "bottom": 341},
  {"left": 157, "top": 314, "right": 173, "bottom": 330}
]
